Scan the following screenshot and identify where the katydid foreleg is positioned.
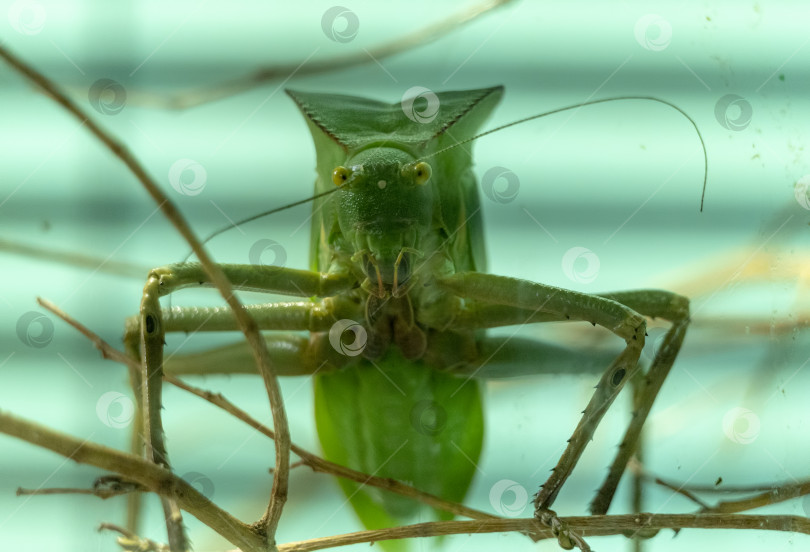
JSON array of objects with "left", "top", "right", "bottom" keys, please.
[
  {"left": 438, "top": 274, "right": 690, "bottom": 518},
  {"left": 435, "top": 273, "right": 647, "bottom": 507},
  {"left": 588, "top": 290, "right": 690, "bottom": 515}
]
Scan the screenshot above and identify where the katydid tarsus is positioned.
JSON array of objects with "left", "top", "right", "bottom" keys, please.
[{"left": 113, "top": 86, "right": 703, "bottom": 551}]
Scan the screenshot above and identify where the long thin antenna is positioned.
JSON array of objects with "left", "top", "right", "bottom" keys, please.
[
  {"left": 181, "top": 186, "right": 340, "bottom": 262},
  {"left": 421, "top": 96, "right": 709, "bottom": 211}
]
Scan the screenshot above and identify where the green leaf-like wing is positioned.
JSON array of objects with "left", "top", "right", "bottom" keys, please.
[{"left": 314, "top": 350, "right": 484, "bottom": 551}]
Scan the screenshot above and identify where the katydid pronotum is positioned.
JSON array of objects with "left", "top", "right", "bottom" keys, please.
[{"left": 1, "top": 5, "right": 808, "bottom": 552}]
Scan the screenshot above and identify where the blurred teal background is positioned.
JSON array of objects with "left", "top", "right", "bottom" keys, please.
[{"left": 1, "top": 1, "right": 809, "bottom": 550}]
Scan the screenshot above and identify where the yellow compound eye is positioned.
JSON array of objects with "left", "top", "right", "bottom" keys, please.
[
  {"left": 332, "top": 166, "right": 350, "bottom": 187},
  {"left": 412, "top": 161, "right": 431, "bottom": 185}
]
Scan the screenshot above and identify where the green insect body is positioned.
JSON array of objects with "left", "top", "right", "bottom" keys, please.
[{"left": 287, "top": 87, "right": 503, "bottom": 544}]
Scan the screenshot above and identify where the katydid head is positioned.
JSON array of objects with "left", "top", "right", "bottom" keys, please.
[{"left": 332, "top": 147, "right": 433, "bottom": 296}]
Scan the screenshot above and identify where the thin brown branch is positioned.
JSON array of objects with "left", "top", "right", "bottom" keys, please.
[
  {"left": 678, "top": 479, "right": 809, "bottom": 494},
  {"left": 277, "top": 514, "right": 810, "bottom": 552},
  {"left": 16, "top": 486, "right": 138, "bottom": 499},
  {"left": 37, "top": 297, "right": 139, "bottom": 370},
  {"left": 0, "top": 410, "right": 265, "bottom": 551},
  {"left": 0, "top": 237, "right": 148, "bottom": 278},
  {"left": 115, "top": 0, "right": 514, "bottom": 110},
  {"left": 703, "top": 480, "right": 810, "bottom": 514},
  {"left": 641, "top": 465, "right": 810, "bottom": 513},
  {"left": 652, "top": 477, "right": 712, "bottom": 510},
  {"left": 0, "top": 42, "right": 290, "bottom": 543}
]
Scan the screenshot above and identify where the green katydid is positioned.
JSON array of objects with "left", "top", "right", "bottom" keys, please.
[
  {"left": 2, "top": 7, "right": 808, "bottom": 549},
  {"left": 126, "top": 86, "right": 702, "bottom": 549}
]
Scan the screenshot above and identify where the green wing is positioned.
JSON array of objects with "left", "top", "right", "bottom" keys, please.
[{"left": 314, "top": 351, "right": 483, "bottom": 552}]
